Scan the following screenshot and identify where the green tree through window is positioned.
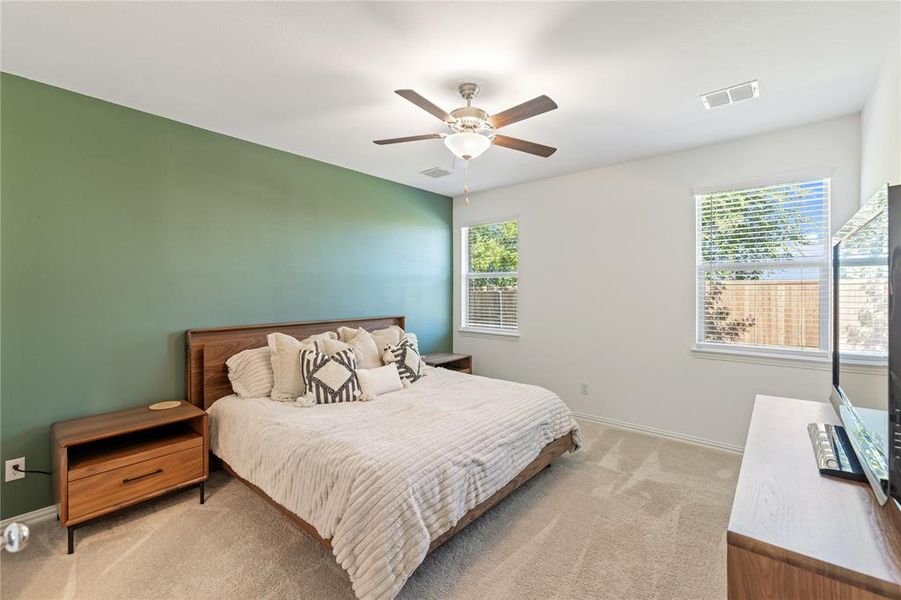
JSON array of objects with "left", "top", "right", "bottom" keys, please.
[
  {"left": 464, "top": 220, "right": 519, "bottom": 332},
  {"left": 468, "top": 221, "right": 518, "bottom": 287}
]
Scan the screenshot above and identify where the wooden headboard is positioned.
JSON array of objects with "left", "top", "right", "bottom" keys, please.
[{"left": 185, "top": 316, "right": 405, "bottom": 410}]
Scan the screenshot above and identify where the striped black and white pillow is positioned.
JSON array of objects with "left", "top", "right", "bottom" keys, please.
[
  {"left": 300, "top": 347, "right": 362, "bottom": 405},
  {"left": 383, "top": 336, "right": 423, "bottom": 385}
]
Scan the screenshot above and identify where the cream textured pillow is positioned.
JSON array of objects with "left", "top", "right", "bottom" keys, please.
[
  {"left": 335, "top": 328, "right": 382, "bottom": 369},
  {"left": 337, "top": 326, "right": 359, "bottom": 342},
  {"left": 356, "top": 364, "right": 404, "bottom": 400},
  {"left": 267, "top": 331, "right": 336, "bottom": 401},
  {"left": 226, "top": 347, "right": 273, "bottom": 398},
  {"left": 369, "top": 326, "right": 404, "bottom": 355},
  {"left": 321, "top": 338, "right": 352, "bottom": 355}
]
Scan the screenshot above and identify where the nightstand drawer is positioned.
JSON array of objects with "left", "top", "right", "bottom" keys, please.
[{"left": 68, "top": 446, "right": 203, "bottom": 521}]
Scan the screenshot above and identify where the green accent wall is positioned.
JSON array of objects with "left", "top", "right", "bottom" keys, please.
[{"left": 0, "top": 73, "right": 452, "bottom": 518}]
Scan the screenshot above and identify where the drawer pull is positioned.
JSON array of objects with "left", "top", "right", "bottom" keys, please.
[{"left": 122, "top": 469, "right": 163, "bottom": 484}]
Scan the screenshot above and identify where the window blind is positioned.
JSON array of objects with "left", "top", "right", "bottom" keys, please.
[
  {"left": 695, "top": 178, "right": 830, "bottom": 353},
  {"left": 462, "top": 220, "right": 518, "bottom": 333},
  {"left": 837, "top": 199, "right": 889, "bottom": 358}
]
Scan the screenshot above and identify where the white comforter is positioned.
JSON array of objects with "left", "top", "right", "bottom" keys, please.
[{"left": 209, "top": 367, "right": 581, "bottom": 600}]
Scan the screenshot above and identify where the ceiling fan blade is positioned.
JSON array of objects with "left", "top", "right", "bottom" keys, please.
[
  {"left": 395, "top": 90, "right": 454, "bottom": 123},
  {"left": 373, "top": 133, "right": 443, "bottom": 145},
  {"left": 492, "top": 135, "right": 557, "bottom": 157},
  {"left": 488, "top": 95, "right": 558, "bottom": 129}
]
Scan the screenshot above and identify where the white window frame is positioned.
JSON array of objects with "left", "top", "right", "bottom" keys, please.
[
  {"left": 460, "top": 218, "right": 520, "bottom": 337},
  {"left": 693, "top": 177, "right": 832, "bottom": 360}
]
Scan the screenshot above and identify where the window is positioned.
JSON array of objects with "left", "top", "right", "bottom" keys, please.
[
  {"left": 462, "top": 220, "right": 518, "bottom": 334},
  {"left": 836, "top": 189, "right": 889, "bottom": 360},
  {"left": 695, "top": 178, "right": 830, "bottom": 355}
]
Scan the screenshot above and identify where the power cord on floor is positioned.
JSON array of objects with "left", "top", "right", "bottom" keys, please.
[{"left": 12, "top": 465, "right": 51, "bottom": 476}]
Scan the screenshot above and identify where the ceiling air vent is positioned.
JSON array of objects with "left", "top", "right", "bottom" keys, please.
[
  {"left": 700, "top": 80, "right": 759, "bottom": 110},
  {"left": 420, "top": 167, "right": 451, "bottom": 178}
]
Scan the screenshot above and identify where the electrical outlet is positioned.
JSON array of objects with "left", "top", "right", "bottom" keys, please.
[
  {"left": 5, "top": 457, "right": 25, "bottom": 482},
  {"left": 580, "top": 383, "right": 589, "bottom": 396}
]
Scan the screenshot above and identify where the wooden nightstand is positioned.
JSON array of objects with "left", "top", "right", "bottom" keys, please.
[
  {"left": 51, "top": 401, "right": 208, "bottom": 554},
  {"left": 422, "top": 352, "right": 472, "bottom": 374}
]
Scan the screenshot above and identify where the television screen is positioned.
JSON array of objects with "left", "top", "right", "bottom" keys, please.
[{"left": 832, "top": 184, "right": 897, "bottom": 506}]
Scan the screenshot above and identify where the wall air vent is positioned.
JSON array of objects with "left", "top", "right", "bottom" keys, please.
[
  {"left": 420, "top": 167, "right": 451, "bottom": 178},
  {"left": 700, "top": 80, "right": 759, "bottom": 110}
]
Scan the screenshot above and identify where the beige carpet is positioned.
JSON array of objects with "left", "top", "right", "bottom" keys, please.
[{"left": 1, "top": 421, "right": 740, "bottom": 600}]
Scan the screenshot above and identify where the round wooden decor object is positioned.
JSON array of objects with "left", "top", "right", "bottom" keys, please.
[{"left": 149, "top": 400, "right": 182, "bottom": 411}]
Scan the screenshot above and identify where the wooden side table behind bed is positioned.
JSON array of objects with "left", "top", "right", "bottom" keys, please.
[{"left": 422, "top": 352, "right": 472, "bottom": 373}]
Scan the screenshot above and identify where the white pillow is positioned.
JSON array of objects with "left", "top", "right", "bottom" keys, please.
[
  {"left": 267, "top": 331, "right": 336, "bottom": 401},
  {"left": 226, "top": 347, "right": 273, "bottom": 398},
  {"left": 320, "top": 338, "right": 352, "bottom": 355},
  {"left": 318, "top": 335, "right": 381, "bottom": 370},
  {"left": 337, "top": 326, "right": 360, "bottom": 342},
  {"left": 369, "top": 326, "right": 404, "bottom": 355},
  {"left": 356, "top": 364, "right": 404, "bottom": 400},
  {"left": 335, "top": 328, "right": 382, "bottom": 369}
]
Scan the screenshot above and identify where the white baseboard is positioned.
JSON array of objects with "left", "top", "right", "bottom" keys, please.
[
  {"left": 572, "top": 411, "right": 744, "bottom": 454},
  {"left": 0, "top": 505, "right": 57, "bottom": 529}
]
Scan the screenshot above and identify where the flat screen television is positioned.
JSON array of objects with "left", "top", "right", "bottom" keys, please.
[{"left": 831, "top": 183, "right": 900, "bottom": 508}]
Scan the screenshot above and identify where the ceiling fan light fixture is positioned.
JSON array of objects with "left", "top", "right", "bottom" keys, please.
[
  {"left": 444, "top": 132, "right": 491, "bottom": 161},
  {"left": 375, "top": 84, "right": 558, "bottom": 160}
]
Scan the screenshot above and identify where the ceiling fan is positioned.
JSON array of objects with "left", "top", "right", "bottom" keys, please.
[{"left": 374, "top": 83, "right": 558, "bottom": 162}]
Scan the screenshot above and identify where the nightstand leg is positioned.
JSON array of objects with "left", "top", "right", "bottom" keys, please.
[
  {"left": 67, "top": 527, "right": 74, "bottom": 555},
  {"left": 199, "top": 481, "right": 205, "bottom": 505}
]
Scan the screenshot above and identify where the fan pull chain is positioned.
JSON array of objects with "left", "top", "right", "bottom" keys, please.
[{"left": 464, "top": 163, "right": 470, "bottom": 207}]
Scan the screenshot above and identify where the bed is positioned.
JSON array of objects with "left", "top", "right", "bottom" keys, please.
[{"left": 186, "top": 316, "right": 580, "bottom": 600}]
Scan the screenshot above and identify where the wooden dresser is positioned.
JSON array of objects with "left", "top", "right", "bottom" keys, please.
[
  {"left": 51, "top": 401, "right": 208, "bottom": 553},
  {"left": 728, "top": 395, "right": 901, "bottom": 599}
]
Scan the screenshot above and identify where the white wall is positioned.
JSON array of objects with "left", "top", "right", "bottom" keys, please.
[
  {"left": 453, "top": 116, "right": 864, "bottom": 450},
  {"left": 860, "top": 38, "right": 901, "bottom": 203}
]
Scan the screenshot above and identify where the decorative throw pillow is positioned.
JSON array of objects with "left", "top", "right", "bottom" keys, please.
[
  {"left": 334, "top": 328, "right": 382, "bottom": 369},
  {"left": 337, "top": 326, "right": 361, "bottom": 342},
  {"left": 267, "top": 331, "right": 336, "bottom": 401},
  {"left": 320, "top": 338, "right": 352, "bottom": 356},
  {"left": 382, "top": 335, "right": 423, "bottom": 385},
  {"left": 391, "top": 331, "right": 427, "bottom": 370},
  {"left": 356, "top": 364, "right": 404, "bottom": 400},
  {"left": 401, "top": 332, "right": 420, "bottom": 353},
  {"left": 226, "top": 347, "right": 273, "bottom": 398},
  {"left": 300, "top": 347, "right": 362, "bottom": 405},
  {"left": 369, "top": 325, "right": 404, "bottom": 355}
]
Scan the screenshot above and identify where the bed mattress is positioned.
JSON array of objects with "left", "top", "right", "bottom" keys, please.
[{"left": 209, "top": 366, "right": 581, "bottom": 600}]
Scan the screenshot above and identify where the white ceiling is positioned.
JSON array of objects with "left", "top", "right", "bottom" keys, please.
[{"left": 2, "top": 2, "right": 898, "bottom": 196}]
